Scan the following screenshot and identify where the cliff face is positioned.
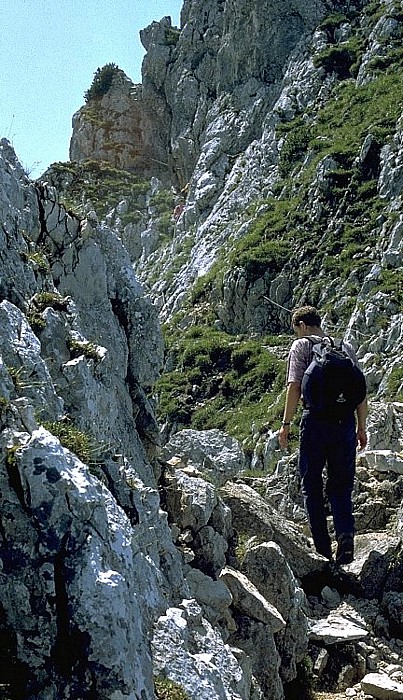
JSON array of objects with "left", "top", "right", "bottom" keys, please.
[
  {"left": 0, "top": 138, "right": 172, "bottom": 699},
  {"left": 68, "top": 0, "right": 403, "bottom": 404},
  {"left": 69, "top": 70, "right": 170, "bottom": 180}
]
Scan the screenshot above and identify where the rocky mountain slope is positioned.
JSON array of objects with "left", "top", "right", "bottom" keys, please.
[{"left": 0, "top": 0, "right": 403, "bottom": 698}]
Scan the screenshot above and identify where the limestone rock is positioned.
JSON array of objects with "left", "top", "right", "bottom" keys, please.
[
  {"left": 185, "top": 568, "right": 233, "bottom": 627},
  {"left": 219, "top": 566, "right": 286, "bottom": 632},
  {"left": 241, "top": 542, "right": 309, "bottom": 681},
  {"left": 230, "top": 617, "right": 284, "bottom": 700},
  {"left": 0, "top": 426, "right": 157, "bottom": 699},
  {"left": 151, "top": 599, "right": 250, "bottom": 700},
  {"left": 360, "top": 672, "right": 403, "bottom": 700},
  {"left": 161, "top": 428, "right": 247, "bottom": 486},
  {"left": 309, "top": 607, "right": 369, "bottom": 645},
  {"left": 365, "top": 450, "right": 403, "bottom": 475},
  {"left": 70, "top": 71, "right": 169, "bottom": 179},
  {"left": 163, "top": 468, "right": 220, "bottom": 531},
  {"left": 220, "top": 481, "right": 327, "bottom": 579}
]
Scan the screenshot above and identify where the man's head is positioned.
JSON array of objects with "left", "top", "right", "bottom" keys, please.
[{"left": 292, "top": 305, "right": 322, "bottom": 338}]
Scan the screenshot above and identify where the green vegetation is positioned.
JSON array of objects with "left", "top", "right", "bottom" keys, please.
[
  {"left": 154, "top": 678, "right": 189, "bottom": 700},
  {"left": 229, "top": 197, "right": 300, "bottom": 281},
  {"left": 155, "top": 325, "right": 288, "bottom": 453},
  {"left": 39, "top": 419, "right": 109, "bottom": 484},
  {"left": 318, "top": 13, "right": 348, "bottom": 32},
  {"left": 31, "top": 292, "right": 69, "bottom": 313},
  {"left": 67, "top": 338, "right": 101, "bottom": 361},
  {"left": 278, "top": 120, "right": 311, "bottom": 177},
  {"left": 154, "top": 3, "right": 403, "bottom": 449},
  {"left": 191, "top": 51, "right": 403, "bottom": 314},
  {"left": 164, "top": 26, "right": 181, "bottom": 46},
  {"left": 41, "top": 419, "right": 94, "bottom": 464},
  {"left": 84, "top": 63, "right": 124, "bottom": 102},
  {"left": 6, "top": 366, "right": 37, "bottom": 393},
  {"left": 386, "top": 368, "right": 403, "bottom": 402},
  {"left": 234, "top": 532, "right": 265, "bottom": 561},
  {"left": 27, "top": 312, "right": 46, "bottom": 333},
  {"left": 5, "top": 445, "right": 19, "bottom": 472},
  {"left": 148, "top": 188, "right": 176, "bottom": 240},
  {"left": 370, "top": 269, "right": 403, "bottom": 310},
  {"left": 313, "top": 37, "right": 364, "bottom": 79},
  {"left": 28, "top": 292, "right": 69, "bottom": 333},
  {"left": 49, "top": 160, "right": 149, "bottom": 219},
  {"left": 23, "top": 251, "right": 50, "bottom": 274},
  {"left": 0, "top": 396, "right": 9, "bottom": 410}
]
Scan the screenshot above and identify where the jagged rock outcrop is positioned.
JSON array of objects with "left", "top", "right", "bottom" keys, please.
[
  {"left": 1, "top": 139, "right": 259, "bottom": 699},
  {"left": 0, "top": 137, "right": 323, "bottom": 700},
  {"left": 69, "top": 70, "right": 169, "bottom": 179},
  {"left": 0, "top": 137, "right": 177, "bottom": 699}
]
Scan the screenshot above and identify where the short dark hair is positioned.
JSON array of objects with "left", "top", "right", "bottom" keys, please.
[{"left": 292, "top": 305, "right": 322, "bottom": 328}]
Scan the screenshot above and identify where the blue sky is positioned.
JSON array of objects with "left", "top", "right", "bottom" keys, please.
[{"left": 1, "top": 0, "right": 183, "bottom": 177}]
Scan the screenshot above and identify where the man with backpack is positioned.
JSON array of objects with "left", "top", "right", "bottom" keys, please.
[{"left": 278, "top": 306, "right": 368, "bottom": 565}]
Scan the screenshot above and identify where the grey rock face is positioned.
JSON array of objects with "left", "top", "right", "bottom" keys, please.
[
  {"left": 161, "top": 428, "right": 247, "bottom": 486},
  {"left": 220, "top": 481, "right": 327, "bottom": 579},
  {"left": 0, "top": 427, "right": 156, "bottom": 699},
  {"left": 152, "top": 599, "right": 250, "bottom": 700},
  {"left": 70, "top": 72, "right": 169, "bottom": 179},
  {"left": 242, "top": 543, "right": 309, "bottom": 682},
  {"left": 0, "top": 141, "right": 180, "bottom": 698},
  {"left": 360, "top": 672, "right": 403, "bottom": 699}
]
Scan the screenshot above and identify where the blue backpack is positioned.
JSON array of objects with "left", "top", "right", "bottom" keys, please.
[{"left": 301, "top": 337, "right": 366, "bottom": 419}]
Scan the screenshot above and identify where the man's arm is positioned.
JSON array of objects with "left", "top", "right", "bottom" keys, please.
[
  {"left": 278, "top": 381, "right": 301, "bottom": 449},
  {"left": 356, "top": 396, "right": 368, "bottom": 450}
]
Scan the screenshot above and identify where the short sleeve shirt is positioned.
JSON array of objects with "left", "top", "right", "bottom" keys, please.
[{"left": 286, "top": 335, "right": 358, "bottom": 384}]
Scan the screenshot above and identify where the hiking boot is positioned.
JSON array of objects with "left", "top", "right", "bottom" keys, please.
[{"left": 336, "top": 533, "right": 354, "bottom": 565}]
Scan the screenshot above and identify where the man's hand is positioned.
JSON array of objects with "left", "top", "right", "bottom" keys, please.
[
  {"left": 356, "top": 399, "right": 368, "bottom": 451},
  {"left": 278, "top": 424, "right": 290, "bottom": 449},
  {"left": 357, "top": 428, "right": 367, "bottom": 451}
]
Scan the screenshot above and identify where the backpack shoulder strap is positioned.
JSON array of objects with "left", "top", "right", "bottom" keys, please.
[{"left": 305, "top": 335, "right": 333, "bottom": 347}]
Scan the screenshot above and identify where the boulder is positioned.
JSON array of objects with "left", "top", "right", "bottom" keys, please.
[
  {"left": 220, "top": 481, "right": 328, "bottom": 579},
  {"left": 219, "top": 566, "right": 286, "bottom": 632},
  {"left": 151, "top": 599, "right": 250, "bottom": 700},
  {"left": 161, "top": 428, "right": 247, "bottom": 486},
  {"left": 361, "top": 672, "right": 403, "bottom": 700}
]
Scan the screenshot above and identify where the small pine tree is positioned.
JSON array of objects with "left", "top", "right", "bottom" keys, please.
[{"left": 84, "top": 63, "right": 122, "bottom": 102}]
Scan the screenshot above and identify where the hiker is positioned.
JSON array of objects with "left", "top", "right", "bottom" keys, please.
[
  {"left": 278, "top": 305, "right": 368, "bottom": 565},
  {"left": 172, "top": 197, "right": 184, "bottom": 221}
]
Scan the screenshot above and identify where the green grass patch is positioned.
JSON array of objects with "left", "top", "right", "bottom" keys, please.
[
  {"left": 164, "top": 27, "right": 181, "bottom": 47},
  {"left": 22, "top": 251, "right": 50, "bottom": 274},
  {"left": 31, "top": 291, "right": 69, "bottom": 313},
  {"left": 228, "top": 198, "right": 299, "bottom": 282},
  {"left": 84, "top": 63, "right": 125, "bottom": 102},
  {"left": 371, "top": 269, "right": 403, "bottom": 309},
  {"left": 155, "top": 325, "right": 288, "bottom": 453},
  {"left": 154, "top": 678, "right": 189, "bottom": 700},
  {"left": 314, "top": 37, "right": 364, "bottom": 79},
  {"left": 47, "top": 160, "right": 149, "bottom": 219},
  {"left": 191, "top": 57, "right": 402, "bottom": 322},
  {"left": 67, "top": 338, "right": 101, "bottom": 361},
  {"left": 386, "top": 367, "right": 403, "bottom": 402},
  {"left": 41, "top": 419, "right": 94, "bottom": 464}
]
